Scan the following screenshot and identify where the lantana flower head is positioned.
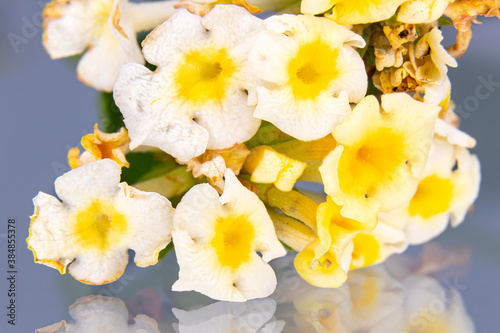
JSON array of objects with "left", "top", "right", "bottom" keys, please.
[
  {"left": 172, "top": 169, "right": 286, "bottom": 302},
  {"left": 320, "top": 93, "right": 440, "bottom": 223},
  {"left": 301, "top": 0, "right": 407, "bottom": 24},
  {"left": 379, "top": 138, "right": 480, "bottom": 245},
  {"left": 36, "top": 295, "right": 161, "bottom": 333},
  {"left": 27, "top": 159, "right": 173, "bottom": 285},
  {"left": 114, "top": 5, "right": 264, "bottom": 162},
  {"left": 43, "top": 0, "right": 177, "bottom": 91},
  {"left": 248, "top": 14, "right": 367, "bottom": 141},
  {"left": 68, "top": 124, "right": 130, "bottom": 169}
]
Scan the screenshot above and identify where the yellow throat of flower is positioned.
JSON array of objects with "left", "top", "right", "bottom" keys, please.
[
  {"left": 211, "top": 215, "right": 255, "bottom": 270},
  {"left": 73, "top": 200, "right": 128, "bottom": 251},
  {"left": 174, "top": 47, "right": 236, "bottom": 105},
  {"left": 287, "top": 39, "right": 339, "bottom": 100},
  {"left": 408, "top": 175, "right": 454, "bottom": 218},
  {"left": 338, "top": 128, "right": 405, "bottom": 198}
]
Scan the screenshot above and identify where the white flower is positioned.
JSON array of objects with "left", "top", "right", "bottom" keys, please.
[
  {"left": 248, "top": 14, "right": 367, "bottom": 141},
  {"left": 172, "top": 169, "right": 286, "bottom": 301},
  {"left": 36, "top": 295, "right": 160, "bottom": 332},
  {"left": 114, "top": 5, "right": 263, "bottom": 162},
  {"left": 172, "top": 298, "right": 285, "bottom": 332},
  {"left": 379, "top": 138, "right": 480, "bottom": 245},
  {"left": 42, "top": 0, "right": 177, "bottom": 91},
  {"left": 27, "top": 159, "right": 173, "bottom": 285}
]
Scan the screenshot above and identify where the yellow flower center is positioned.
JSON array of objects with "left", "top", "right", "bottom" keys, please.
[
  {"left": 287, "top": 40, "right": 339, "bottom": 100},
  {"left": 174, "top": 47, "right": 236, "bottom": 105},
  {"left": 211, "top": 215, "right": 255, "bottom": 270},
  {"left": 73, "top": 200, "right": 128, "bottom": 251},
  {"left": 351, "top": 233, "right": 380, "bottom": 269},
  {"left": 90, "top": 0, "right": 114, "bottom": 38},
  {"left": 408, "top": 175, "right": 454, "bottom": 218},
  {"left": 338, "top": 129, "right": 405, "bottom": 198}
]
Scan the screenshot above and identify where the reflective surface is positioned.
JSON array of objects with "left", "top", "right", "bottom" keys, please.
[{"left": 35, "top": 243, "right": 475, "bottom": 332}]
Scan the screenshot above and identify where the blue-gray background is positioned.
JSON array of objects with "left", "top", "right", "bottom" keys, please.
[{"left": 0, "top": 1, "right": 499, "bottom": 332}]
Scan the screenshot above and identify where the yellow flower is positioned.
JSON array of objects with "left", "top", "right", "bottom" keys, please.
[
  {"left": 43, "top": 0, "right": 178, "bottom": 91},
  {"left": 397, "top": 0, "right": 451, "bottom": 23},
  {"left": 249, "top": 14, "right": 367, "bottom": 141},
  {"left": 27, "top": 159, "right": 173, "bottom": 285},
  {"left": 319, "top": 93, "right": 440, "bottom": 223},
  {"left": 301, "top": 0, "right": 406, "bottom": 24},
  {"left": 172, "top": 169, "right": 286, "bottom": 301},
  {"left": 348, "top": 220, "right": 407, "bottom": 270},
  {"left": 114, "top": 5, "right": 263, "bottom": 162},
  {"left": 243, "top": 145, "right": 307, "bottom": 192},
  {"left": 379, "top": 138, "right": 480, "bottom": 245},
  {"left": 36, "top": 295, "right": 161, "bottom": 332},
  {"left": 294, "top": 197, "right": 371, "bottom": 288},
  {"left": 68, "top": 124, "right": 130, "bottom": 169},
  {"left": 294, "top": 196, "right": 405, "bottom": 287}
]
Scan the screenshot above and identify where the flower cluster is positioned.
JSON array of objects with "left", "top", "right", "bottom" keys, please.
[{"left": 29, "top": 0, "right": 493, "bottom": 301}]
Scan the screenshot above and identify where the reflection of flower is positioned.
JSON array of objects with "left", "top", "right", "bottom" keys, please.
[
  {"left": 114, "top": 5, "right": 263, "bottom": 162},
  {"left": 379, "top": 138, "right": 480, "bottom": 245},
  {"left": 320, "top": 93, "right": 439, "bottom": 223},
  {"left": 173, "top": 298, "right": 285, "bottom": 332},
  {"left": 43, "top": 0, "right": 177, "bottom": 91},
  {"left": 288, "top": 247, "right": 475, "bottom": 333},
  {"left": 172, "top": 169, "right": 286, "bottom": 301},
  {"left": 36, "top": 295, "right": 161, "bottom": 332},
  {"left": 28, "top": 159, "right": 173, "bottom": 285},
  {"left": 249, "top": 14, "right": 366, "bottom": 141}
]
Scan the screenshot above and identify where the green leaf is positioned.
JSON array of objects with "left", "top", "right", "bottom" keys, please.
[
  {"left": 386, "top": 12, "right": 399, "bottom": 26},
  {"left": 280, "top": 241, "right": 295, "bottom": 252},
  {"left": 366, "top": 78, "right": 381, "bottom": 96},
  {"left": 98, "top": 92, "right": 125, "bottom": 134},
  {"left": 438, "top": 16, "right": 453, "bottom": 27},
  {"left": 158, "top": 242, "right": 174, "bottom": 261},
  {"left": 121, "top": 151, "right": 177, "bottom": 185},
  {"left": 245, "top": 121, "right": 294, "bottom": 149}
]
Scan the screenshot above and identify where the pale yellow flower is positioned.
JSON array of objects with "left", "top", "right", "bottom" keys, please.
[
  {"left": 379, "top": 138, "right": 480, "bottom": 245},
  {"left": 28, "top": 159, "right": 173, "bottom": 285},
  {"left": 43, "top": 0, "right": 177, "bottom": 91},
  {"left": 114, "top": 5, "right": 263, "bottom": 162},
  {"left": 172, "top": 169, "right": 286, "bottom": 301},
  {"left": 249, "top": 14, "right": 367, "bottom": 141},
  {"left": 320, "top": 93, "right": 440, "bottom": 223},
  {"left": 301, "top": 0, "right": 406, "bottom": 24},
  {"left": 398, "top": 0, "right": 451, "bottom": 23}
]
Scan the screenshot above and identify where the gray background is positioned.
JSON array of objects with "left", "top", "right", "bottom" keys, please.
[{"left": 1, "top": 1, "right": 499, "bottom": 332}]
